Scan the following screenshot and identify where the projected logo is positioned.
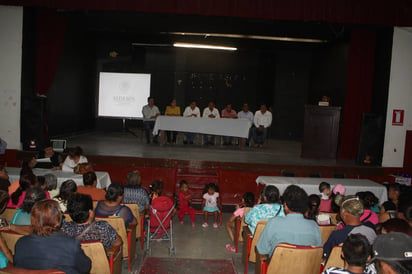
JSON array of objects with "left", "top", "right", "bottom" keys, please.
[{"left": 113, "top": 80, "right": 136, "bottom": 105}]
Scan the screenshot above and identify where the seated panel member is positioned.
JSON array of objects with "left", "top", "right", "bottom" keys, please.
[
  {"left": 238, "top": 103, "right": 254, "bottom": 146},
  {"left": 202, "top": 101, "right": 220, "bottom": 145},
  {"left": 221, "top": 103, "right": 238, "bottom": 145},
  {"left": 252, "top": 104, "right": 272, "bottom": 148},
  {"left": 183, "top": 100, "right": 201, "bottom": 145},
  {"left": 164, "top": 98, "right": 181, "bottom": 144},
  {"left": 142, "top": 96, "right": 160, "bottom": 144}
]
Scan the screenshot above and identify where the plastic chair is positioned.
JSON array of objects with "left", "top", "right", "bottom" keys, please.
[
  {"left": 95, "top": 216, "right": 136, "bottom": 272},
  {"left": 146, "top": 196, "right": 176, "bottom": 256},
  {"left": 234, "top": 207, "right": 251, "bottom": 253},
  {"left": 323, "top": 245, "right": 344, "bottom": 270},
  {"left": 242, "top": 220, "right": 268, "bottom": 274},
  {"left": 81, "top": 240, "right": 122, "bottom": 274},
  {"left": 2, "top": 208, "right": 17, "bottom": 223},
  {"left": 123, "top": 203, "right": 145, "bottom": 249},
  {"left": 319, "top": 225, "right": 337, "bottom": 245},
  {"left": 256, "top": 243, "right": 323, "bottom": 274},
  {"left": 0, "top": 229, "right": 24, "bottom": 255}
]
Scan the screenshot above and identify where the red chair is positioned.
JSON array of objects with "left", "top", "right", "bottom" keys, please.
[{"left": 242, "top": 220, "right": 267, "bottom": 274}]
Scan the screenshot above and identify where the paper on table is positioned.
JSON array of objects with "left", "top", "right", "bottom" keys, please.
[{"left": 36, "top": 158, "right": 52, "bottom": 163}]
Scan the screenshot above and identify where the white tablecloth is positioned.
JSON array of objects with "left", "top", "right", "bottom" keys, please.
[
  {"left": 7, "top": 167, "right": 111, "bottom": 189},
  {"left": 256, "top": 176, "right": 388, "bottom": 205},
  {"left": 153, "top": 116, "right": 252, "bottom": 138}
]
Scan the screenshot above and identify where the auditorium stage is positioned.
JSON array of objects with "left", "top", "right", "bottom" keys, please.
[{"left": 60, "top": 129, "right": 356, "bottom": 167}]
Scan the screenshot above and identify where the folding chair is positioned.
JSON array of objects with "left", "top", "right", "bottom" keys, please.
[
  {"left": 256, "top": 243, "right": 323, "bottom": 274},
  {"left": 0, "top": 229, "right": 24, "bottom": 255},
  {"left": 323, "top": 245, "right": 344, "bottom": 270},
  {"left": 234, "top": 207, "right": 251, "bottom": 253},
  {"left": 146, "top": 196, "right": 176, "bottom": 256},
  {"left": 2, "top": 208, "right": 17, "bottom": 223},
  {"left": 319, "top": 225, "right": 337, "bottom": 245},
  {"left": 123, "top": 203, "right": 145, "bottom": 249},
  {"left": 81, "top": 240, "right": 122, "bottom": 274},
  {"left": 242, "top": 220, "right": 268, "bottom": 274}
]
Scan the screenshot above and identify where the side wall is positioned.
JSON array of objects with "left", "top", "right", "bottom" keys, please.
[
  {"left": 0, "top": 6, "right": 23, "bottom": 149},
  {"left": 382, "top": 28, "right": 412, "bottom": 167}
]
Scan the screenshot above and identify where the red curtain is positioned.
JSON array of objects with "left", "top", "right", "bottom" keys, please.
[
  {"left": 339, "top": 29, "right": 376, "bottom": 160},
  {"left": 34, "top": 9, "right": 67, "bottom": 95}
]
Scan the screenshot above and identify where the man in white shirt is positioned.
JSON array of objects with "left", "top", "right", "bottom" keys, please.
[
  {"left": 237, "top": 103, "right": 254, "bottom": 146},
  {"left": 183, "top": 100, "right": 201, "bottom": 144},
  {"left": 142, "top": 96, "right": 160, "bottom": 144},
  {"left": 202, "top": 101, "right": 220, "bottom": 145},
  {"left": 252, "top": 104, "right": 272, "bottom": 147}
]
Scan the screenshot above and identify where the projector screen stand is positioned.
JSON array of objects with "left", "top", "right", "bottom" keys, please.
[{"left": 122, "top": 118, "right": 140, "bottom": 138}]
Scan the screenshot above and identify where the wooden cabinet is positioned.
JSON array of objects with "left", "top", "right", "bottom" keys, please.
[{"left": 301, "top": 105, "right": 341, "bottom": 159}]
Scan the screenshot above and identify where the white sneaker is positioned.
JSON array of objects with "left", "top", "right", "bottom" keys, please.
[
  {"left": 202, "top": 222, "right": 208, "bottom": 228},
  {"left": 213, "top": 223, "right": 218, "bottom": 228}
]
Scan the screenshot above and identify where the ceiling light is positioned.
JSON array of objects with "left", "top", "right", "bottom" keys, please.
[{"left": 173, "top": 42, "right": 237, "bottom": 51}]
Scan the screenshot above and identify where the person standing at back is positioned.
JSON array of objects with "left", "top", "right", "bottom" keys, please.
[{"left": 142, "top": 96, "right": 160, "bottom": 144}]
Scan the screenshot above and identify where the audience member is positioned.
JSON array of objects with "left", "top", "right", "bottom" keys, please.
[
  {"left": 380, "top": 183, "right": 401, "bottom": 223},
  {"left": 7, "top": 173, "right": 37, "bottom": 208},
  {"left": 77, "top": 171, "right": 106, "bottom": 201},
  {"left": 62, "top": 193, "right": 122, "bottom": 253},
  {"left": 142, "top": 96, "right": 160, "bottom": 144},
  {"left": 202, "top": 183, "right": 220, "bottom": 228},
  {"left": 379, "top": 219, "right": 412, "bottom": 236},
  {"left": 245, "top": 185, "right": 285, "bottom": 234},
  {"left": 237, "top": 103, "right": 254, "bottom": 146},
  {"left": 221, "top": 103, "right": 238, "bottom": 145},
  {"left": 257, "top": 185, "right": 322, "bottom": 256},
  {"left": 397, "top": 194, "right": 412, "bottom": 224},
  {"left": 322, "top": 234, "right": 375, "bottom": 274},
  {"left": 44, "top": 173, "right": 58, "bottom": 198},
  {"left": 149, "top": 180, "right": 174, "bottom": 235},
  {"left": 370, "top": 232, "right": 412, "bottom": 274},
  {"left": 122, "top": 170, "right": 150, "bottom": 213},
  {"left": 164, "top": 98, "right": 181, "bottom": 144},
  {"left": 323, "top": 195, "right": 377, "bottom": 259},
  {"left": 306, "top": 194, "right": 329, "bottom": 224},
  {"left": 0, "top": 191, "right": 12, "bottom": 267},
  {"left": 62, "top": 146, "right": 88, "bottom": 172},
  {"left": 319, "top": 182, "right": 333, "bottom": 212},
  {"left": 225, "top": 192, "right": 255, "bottom": 252},
  {"left": 183, "top": 100, "right": 201, "bottom": 144},
  {"left": 252, "top": 103, "right": 272, "bottom": 147},
  {"left": 7, "top": 163, "right": 33, "bottom": 195},
  {"left": 202, "top": 101, "right": 220, "bottom": 145},
  {"left": 0, "top": 166, "right": 10, "bottom": 192},
  {"left": 95, "top": 182, "right": 137, "bottom": 227},
  {"left": 357, "top": 191, "right": 379, "bottom": 228},
  {"left": 177, "top": 180, "right": 196, "bottom": 227},
  {"left": 331, "top": 184, "right": 346, "bottom": 213},
  {"left": 53, "top": 179, "right": 77, "bottom": 212},
  {"left": 14, "top": 200, "right": 91, "bottom": 273},
  {"left": 10, "top": 187, "right": 47, "bottom": 225}
]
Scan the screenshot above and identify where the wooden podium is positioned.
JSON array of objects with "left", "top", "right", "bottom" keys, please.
[{"left": 301, "top": 105, "right": 341, "bottom": 159}]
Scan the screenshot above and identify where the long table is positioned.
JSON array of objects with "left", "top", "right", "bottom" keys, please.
[
  {"left": 7, "top": 167, "right": 111, "bottom": 189},
  {"left": 256, "top": 176, "right": 388, "bottom": 205},
  {"left": 153, "top": 116, "right": 252, "bottom": 138}
]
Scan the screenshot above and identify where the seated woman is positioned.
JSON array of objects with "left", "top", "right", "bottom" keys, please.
[
  {"left": 7, "top": 172, "right": 37, "bottom": 208},
  {"left": 122, "top": 170, "right": 150, "bottom": 213},
  {"left": 61, "top": 146, "right": 88, "bottom": 172},
  {"left": 44, "top": 173, "right": 58, "bottom": 199},
  {"left": 62, "top": 193, "right": 122, "bottom": 253},
  {"left": 94, "top": 182, "right": 137, "bottom": 227},
  {"left": 0, "top": 165, "right": 10, "bottom": 192},
  {"left": 53, "top": 179, "right": 77, "bottom": 212},
  {"left": 13, "top": 200, "right": 91, "bottom": 273},
  {"left": 10, "top": 187, "right": 47, "bottom": 225}
]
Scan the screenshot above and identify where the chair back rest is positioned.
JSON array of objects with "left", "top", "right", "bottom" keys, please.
[
  {"left": 0, "top": 230, "right": 24, "bottom": 255},
  {"left": 319, "top": 225, "right": 337, "bottom": 245},
  {"left": 95, "top": 216, "right": 128, "bottom": 257},
  {"left": 63, "top": 213, "right": 72, "bottom": 222},
  {"left": 2, "top": 208, "right": 17, "bottom": 223},
  {"left": 92, "top": 201, "right": 98, "bottom": 209},
  {"left": 81, "top": 241, "right": 110, "bottom": 274},
  {"left": 267, "top": 244, "right": 323, "bottom": 274},
  {"left": 238, "top": 207, "right": 251, "bottom": 241},
  {"left": 123, "top": 203, "right": 141, "bottom": 238},
  {"left": 324, "top": 245, "right": 344, "bottom": 269},
  {"left": 321, "top": 212, "right": 338, "bottom": 225},
  {"left": 249, "top": 219, "right": 268, "bottom": 262}
]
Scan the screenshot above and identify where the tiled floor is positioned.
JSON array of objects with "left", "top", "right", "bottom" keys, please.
[{"left": 127, "top": 212, "right": 252, "bottom": 274}]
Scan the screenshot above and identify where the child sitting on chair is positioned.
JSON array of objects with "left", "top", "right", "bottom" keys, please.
[
  {"left": 202, "top": 183, "right": 220, "bottom": 228},
  {"left": 225, "top": 192, "right": 255, "bottom": 252},
  {"left": 318, "top": 182, "right": 332, "bottom": 212},
  {"left": 177, "top": 180, "right": 196, "bottom": 227}
]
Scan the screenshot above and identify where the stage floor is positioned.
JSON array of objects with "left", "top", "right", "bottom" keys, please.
[{"left": 60, "top": 129, "right": 356, "bottom": 167}]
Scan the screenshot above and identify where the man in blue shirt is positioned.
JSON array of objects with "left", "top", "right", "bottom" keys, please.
[{"left": 257, "top": 185, "right": 322, "bottom": 256}]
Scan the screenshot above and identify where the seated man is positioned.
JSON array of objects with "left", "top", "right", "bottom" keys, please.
[
  {"left": 202, "top": 101, "right": 220, "bottom": 145},
  {"left": 62, "top": 193, "right": 122, "bottom": 253},
  {"left": 29, "top": 142, "right": 64, "bottom": 170},
  {"left": 77, "top": 171, "right": 106, "bottom": 201},
  {"left": 142, "top": 96, "right": 160, "bottom": 144},
  {"left": 221, "top": 103, "right": 238, "bottom": 145},
  {"left": 252, "top": 104, "right": 272, "bottom": 148},
  {"left": 245, "top": 185, "right": 284, "bottom": 235},
  {"left": 323, "top": 196, "right": 377, "bottom": 259},
  {"left": 257, "top": 185, "right": 322, "bottom": 257},
  {"left": 370, "top": 232, "right": 412, "bottom": 274},
  {"left": 322, "top": 234, "right": 376, "bottom": 274},
  {"left": 237, "top": 103, "right": 254, "bottom": 146},
  {"left": 182, "top": 100, "right": 201, "bottom": 144}
]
